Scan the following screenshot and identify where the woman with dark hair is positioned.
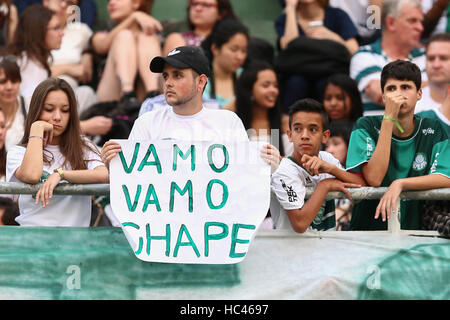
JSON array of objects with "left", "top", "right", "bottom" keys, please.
[
  {"left": 6, "top": 78, "right": 109, "bottom": 226},
  {"left": 201, "top": 18, "right": 249, "bottom": 108},
  {"left": 6, "top": 5, "right": 64, "bottom": 99},
  {"left": 162, "top": 0, "right": 236, "bottom": 55},
  {"left": 322, "top": 73, "right": 363, "bottom": 123},
  {"left": 228, "top": 60, "right": 291, "bottom": 159},
  {"left": 0, "top": 55, "right": 28, "bottom": 151}
]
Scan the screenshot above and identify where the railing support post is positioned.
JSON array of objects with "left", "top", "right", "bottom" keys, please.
[{"left": 388, "top": 198, "right": 401, "bottom": 234}]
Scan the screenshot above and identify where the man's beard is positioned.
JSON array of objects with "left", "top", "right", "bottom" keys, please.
[{"left": 165, "top": 89, "right": 197, "bottom": 107}]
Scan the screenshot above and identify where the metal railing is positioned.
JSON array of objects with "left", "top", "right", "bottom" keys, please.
[{"left": 1, "top": 182, "right": 449, "bottom": 236}]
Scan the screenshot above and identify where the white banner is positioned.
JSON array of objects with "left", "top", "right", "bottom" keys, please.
[{"left": 109, "top": 140, "right": 271, "bottom": 264}]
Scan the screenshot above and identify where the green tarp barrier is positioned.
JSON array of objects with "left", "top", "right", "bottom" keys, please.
[
  {"left": 0, "top": 227, "right": 449, "bottom": 300},
  {"left": 0, "top": 227, "right": 239, "bottom": 300}
]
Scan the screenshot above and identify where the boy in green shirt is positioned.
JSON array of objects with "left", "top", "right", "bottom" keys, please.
[{"left": 347, "top": 60, "right": 450, "bottom": 230}]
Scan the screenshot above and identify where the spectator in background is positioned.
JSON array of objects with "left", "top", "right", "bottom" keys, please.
[
  {"left": 91, "top": 0, "right": 163, "bottom": 110},
  {"left": 421, "top": 0, "right": 450, "bottom": 40},
  {"left": 325, "top": 119, "right": 353, "bottom": 167},
  {"left": 43, "top": 0, "right": 97, "bottom": 116},
  {"left": 350, "top": 0, "right": 426, "bottom": 116},
  {"left": 329, "top": 0, "right": 383, "bottom": 45},
  {"left": 162, "top": 0, "right": 236, "bottom": 56},
  {"left": 0, "top": 0, "right": 18, "bottom": 49},
  {"left": 325, "top": 119, "right": 354, "bottom": 230},
  {"left": 0, "top": 56, "right": 27, "bottom": 151},
  {"left": 275, "top": 0, "right": 359, "bottom": 113},
  {"left": 6, "top": 78, "right": 109, "bottom": 226},
  {"left": 201, "top": 18, "right": 249, "bottom": 108},
  {"left": 6, "top": 5, "right": 64, "bottom": 99},
  {"left": 322, "top": 73, "right": 363, "bottom": 123},
  {"left": 419, "top": 83, "right": 450, "bottom": 137},
  {"left": 415, "top": 33, "right": 450, "bottom": 114},
  {"left": 226, "top": 60, "right": 291, "bottom": 160}
]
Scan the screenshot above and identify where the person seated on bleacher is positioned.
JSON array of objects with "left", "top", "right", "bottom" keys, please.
[
  {"left": 6, "top": 5, "right": 64, "bottom": 100},
  {"left": 200, "top": 18, "right": 249, "bottom": 109},
  {"left": 43, "top": 0, "right": 97, "bottom": 116},
  {"left": 328, "top": 0, "right": 383, "bottom": 46},
  {"left": 346, "top": 60, "right": 450, "bottom": 231},
  {"left": 350, "top": 0, "right": 427, "bottom": 116},
  {"left": 90, "top": 0, "right": 163, "bottom": 111},
  {"left": 275, "top": 0, "right": 359, "bottom": 114},
  {"left": 162, "top": 0, "right": 236, "bottom": 56}
]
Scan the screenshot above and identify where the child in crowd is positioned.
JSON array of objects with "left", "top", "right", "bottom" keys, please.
[
  {"left": 322, "top": 73, "right": 363, "bottom": 123},
  {"left": 325, "top": 120, "right": 354, "bottom": 230},
  {"left": 6, "top": 78, "right": 109, "bottom": 226},
  {"left": 346, "top": 60, "right": 450, "bottom": 230},
  {"left": 270, "top": 98, "right": 364, "bottom": 233},
  {"left": 201, "top": 18, "right": 249, "bottom": 108}
]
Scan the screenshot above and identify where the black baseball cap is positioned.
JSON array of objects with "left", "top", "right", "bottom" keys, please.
[{"left": 150, "top": 46, "right": 211, "bottom": 78}]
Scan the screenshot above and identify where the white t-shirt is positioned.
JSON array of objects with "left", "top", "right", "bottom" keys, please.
[
  {"left": 129, "top": 106, "right": 249, "bottom": 142},
  {"left": 414, "top": 86, "right": 442, "bottom": 113},
  {"left": 6, "top": 141, "right": 104, "bottom": 226},
  {"left": 5, "top": 96, "right": 29, "bottom": 152},
  {"left": 51, "top": 22, "right": 92, "bottom": 65},
  {"left": 17, "top": 52, "right": 48, "bottom": 99},
  {"left": 270, "top": 152, "right": 342, "bottom": 231}
]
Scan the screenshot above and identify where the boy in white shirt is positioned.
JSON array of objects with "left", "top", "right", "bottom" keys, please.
[{"left": 270, "top": 99, "right": 365, "bottom": 233}]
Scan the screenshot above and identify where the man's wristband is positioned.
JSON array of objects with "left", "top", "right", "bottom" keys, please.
[{"left": 383, "top": 115, "right": 404, "bottom": 133}]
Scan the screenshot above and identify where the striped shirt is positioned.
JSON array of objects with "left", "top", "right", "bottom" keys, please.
[{"left": 350, "top": 38, "right": 427, "bottom": 116}]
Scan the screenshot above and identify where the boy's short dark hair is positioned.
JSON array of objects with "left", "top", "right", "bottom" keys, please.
[
  {"left": 288, "top": 98, "right": 329, "bottom": 131},
  {"left": 380, "top": 60, "right": 422, "bottom": 92}
]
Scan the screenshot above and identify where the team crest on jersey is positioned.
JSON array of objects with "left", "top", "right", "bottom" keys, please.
[
  {"left": 412, "top": 153, "right": 427, "bottom": 171},
  {"left": 422, "top": 128, "right": 435, "bottom": 136},
  {"left": 280, "top": 179, "right": 298, "bottom": 203}
]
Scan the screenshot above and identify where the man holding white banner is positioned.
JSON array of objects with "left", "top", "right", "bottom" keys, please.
[
  {"left": 99, "top": 46, "right": 278, "bottom": 264},
  {"left": 101, "top": 45, "right": 280, "bottom": 166}
]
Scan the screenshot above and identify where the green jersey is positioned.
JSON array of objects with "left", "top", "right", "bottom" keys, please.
[
  {"left": 417, "top": 109, "right": 450, "bottom": 138},
  {"left": 346, "top": 115, "right": 450, "bottom": 230}
]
